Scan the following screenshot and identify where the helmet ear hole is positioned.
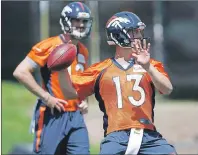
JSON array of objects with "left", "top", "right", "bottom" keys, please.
[
  {"left": 115, "top": 33, "right": 119, "bottom": 38},
  {"left": 107, "top": 30, "right": 131, "bottom": 47}
]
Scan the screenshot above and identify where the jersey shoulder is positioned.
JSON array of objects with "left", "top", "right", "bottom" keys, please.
[
  {"left": 32, "top": 36, "right": 62, "bottom": 52},
  {"left": 27, "top": 36, "right": 62, "bottom": 67},
  {"left": 87, "top": 58, "right": 112, "bottom": 72}
]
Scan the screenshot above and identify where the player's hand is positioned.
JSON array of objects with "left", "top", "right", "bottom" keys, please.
[
  {"left": 131, "top": 39, "right": 151, "bottom": 70},
  {"left": 78, "top": 100, "right": 88, "bottom": 115},
  {"left": 43, "top": 93, "right": 67, "bottom": 115}
]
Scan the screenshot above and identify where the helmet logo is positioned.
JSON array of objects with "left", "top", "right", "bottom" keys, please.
[
  {"left": 107, "top": 17, "right": 130, "bottom": 28},
  {"left": 61, "top": 6, "right": 72, "bottom": 16}
]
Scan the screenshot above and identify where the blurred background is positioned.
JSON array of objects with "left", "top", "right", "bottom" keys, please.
[{"left": 2, "top": 1, "right": 198, "bottom": 154}]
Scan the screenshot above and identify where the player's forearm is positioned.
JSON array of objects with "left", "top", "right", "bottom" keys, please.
[
  {"left": 146, "top": 64, "right": 173, "bottom": 95},
  {"left": 13, "top": 69, "right": 50, "bottom": 101},
  {"left": 58, "top": 69, "right": 79, "bottom": 99}
]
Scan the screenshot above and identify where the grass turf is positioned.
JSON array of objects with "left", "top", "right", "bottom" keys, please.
[{"left": 2, "top": 81, "right": 99, "bottom": 154}]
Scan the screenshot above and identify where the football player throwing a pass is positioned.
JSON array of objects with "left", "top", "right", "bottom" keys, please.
[{"left": 58, "top": 11, "right": 177, "bottom": 155}]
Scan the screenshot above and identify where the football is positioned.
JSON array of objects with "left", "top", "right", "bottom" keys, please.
[{"left": 47, "top": 43, "right": 77, "bottom": 71}]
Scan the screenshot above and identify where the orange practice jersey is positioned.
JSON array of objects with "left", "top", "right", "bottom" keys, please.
[
  {"left": 27, "top": 34, "right": 89, "bottom": 111},
  {"left": 72, "top": 58, "right": 169, "bottom": 134}
]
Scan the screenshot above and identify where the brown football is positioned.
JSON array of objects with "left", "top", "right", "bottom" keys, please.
[{"left": 47, "top": 43, "right": 77, "bottom": 71}]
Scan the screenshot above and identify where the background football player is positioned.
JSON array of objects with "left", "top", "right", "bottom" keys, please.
[
  {"left": 13, "top": 2, "right": 92, "bottom": 154},
  {"left": 58, "top": 11, "right": 177, "bottom": 154}
]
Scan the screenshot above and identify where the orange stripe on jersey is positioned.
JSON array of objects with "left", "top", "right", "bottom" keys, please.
[{"left": 36, "top": 106, "right": 46, "bottom": 152}]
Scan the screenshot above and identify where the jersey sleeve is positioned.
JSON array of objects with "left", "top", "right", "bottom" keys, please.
[
  {"left": 27, "top": 37, "right": 57, "bottom": 67},
  {"left": 152, "top": 60, "right": 170, "bottom": 79},
  {"left": 71, "top": 59, "right": 112, "bottom": 100},
  {"left": 149, "top": 59, "right": 170, "bottom": 94}
]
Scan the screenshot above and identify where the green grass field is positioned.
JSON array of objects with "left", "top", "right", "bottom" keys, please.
[{"left": 2, "top": 81, "right": 99, "bottom": 154}]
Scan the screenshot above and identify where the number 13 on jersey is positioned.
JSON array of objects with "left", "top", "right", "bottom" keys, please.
[{"left": 113, "top": 74, "right": 146, "bottom": 108}]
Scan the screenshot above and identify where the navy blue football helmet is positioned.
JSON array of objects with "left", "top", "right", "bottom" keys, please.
[
  {"left": 60, "top": 2, "right": 93, "bottom": 39},
  {"left": 106, "top": 11, "right": 146, "bottom": 48}
]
